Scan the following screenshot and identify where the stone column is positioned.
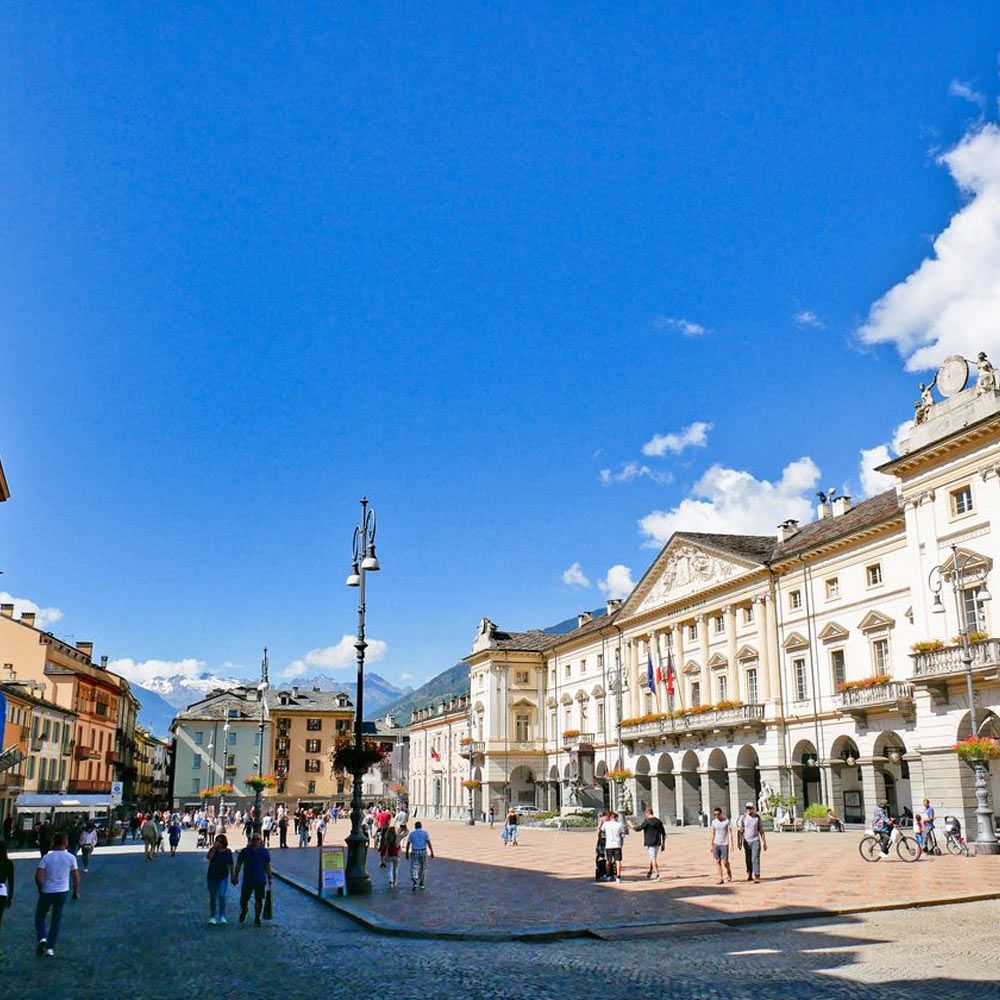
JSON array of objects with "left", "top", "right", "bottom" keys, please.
[
  {"left": 697, "top": 615, "right": 710, "bottom": 706},
  {"left": 860, "top": 759, "right": 886, "bottom": 820},
  {"left": 725, "top": 606, "right": 739, "bottom": 702},
  {"left": 727, "top": 767, "right": 744, "bottom": 822},
  {"left": 673, "top": 626, "right": 685, "bottom": 710},
  {"left": 628, "top": 639, "right": 641, "bottom": 718},
  {"left": 673, "top": 766, "right": 686, "bottom": 826},
  {"left": 698, "top": 767, "right": 711, "bottom": 823},
  {"left": 762, "top": 596, "right": 779, "bottom": 706}
]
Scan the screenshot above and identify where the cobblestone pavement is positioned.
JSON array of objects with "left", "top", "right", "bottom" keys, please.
[
  {"left": 0, "top": 832, "right": 997, "bottom": 999},
  {"left": 270, "top": 820, "right": 1000, "bottom": 934}
]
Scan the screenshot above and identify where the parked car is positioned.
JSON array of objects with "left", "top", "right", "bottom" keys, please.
[{"left": 513, "top": 803, "right": 542, "bottom": 815}]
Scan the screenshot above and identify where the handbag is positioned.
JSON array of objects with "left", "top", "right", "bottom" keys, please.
[{"left": 263, "top": 885, "right": 273, "bottom": 920}]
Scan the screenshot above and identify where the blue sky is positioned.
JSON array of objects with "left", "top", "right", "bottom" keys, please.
[{"left": 1, "top": 6, "right": 999, "bottom": 693}]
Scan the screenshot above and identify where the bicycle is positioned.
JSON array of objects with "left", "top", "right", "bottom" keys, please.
[
  {"left": 859, "top": 823, "right": 922, "bottom": 862},
  {"left": 944, "top": 815, "right": 970, "bottom": 857}
]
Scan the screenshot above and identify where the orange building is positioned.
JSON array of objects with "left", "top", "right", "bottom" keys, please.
[{"left": 0, "top": 683, "right": 31, "bottom": 827}]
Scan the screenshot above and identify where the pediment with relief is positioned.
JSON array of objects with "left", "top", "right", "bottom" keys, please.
[
  {"left": 629, "top": 541, "right": 760, "bottom": 616},
  {"left": 859, "top": 610, "right": 895, "bottom": 633},
  {"left": 707, "top": 652, "right": 729, "bottom": 670},
  {"left": 818, "top": 621, "right": 849, "bottom": 643},
  {"left": 782, "top": 631, "right": 809, "bottom": 651}
]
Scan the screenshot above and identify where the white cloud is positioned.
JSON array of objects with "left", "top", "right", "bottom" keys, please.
[
  {"left": 561, "top": 562, "right": 591, "bottom": 588},
  {"left": 597, "top": 564, "right": 635, "bottom": 600},
  {"left": 857, "top": 420, "right": 913, "bottom": 498},
  {"left": 599, "top": 462, "right": 674, "bottom": 486},
  {"left": 109, "top": 656, "right": 207, "bottom": 689},
  {"left": 0, "top": 591, "right": 64, "bottom": 629},
  {"left": 281, "top": 635, "right": 387, "bottom": 679},
  {"left": 859, "top": 124, "right": 1000, "bottom": 371},
  {"left": 399, "top": 672, "right": 415, "bottom": 682},
  {"left": 794, "top": 310, "right": 824, "bottom": 329},
  {"left": 639, "top": 457, "right": 821, "bottom": 546},
  {"left": 949, "top": 79, "right": 986, "bottom": 110},
  {"left": 641, "top": 421, "right": 713, "bottom": 458},
  {"left": 651, "top": 316, "right": 707, "bottom": 337}
]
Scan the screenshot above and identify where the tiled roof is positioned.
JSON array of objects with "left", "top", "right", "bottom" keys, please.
[
  {"left": 174, "top": 685, "right": 353, "bottom": 721},
  {"left": 771, "top": 490, "right": 902, "bottom": 560},
  {"left": 490, "top": 629, "right": 564, "bottom": 652},
  {"left": 673, "top": 532, "right": 777, "bottom": 564},
  {"left": 265, "top": 689, "right": 353, "bottom": 712}
]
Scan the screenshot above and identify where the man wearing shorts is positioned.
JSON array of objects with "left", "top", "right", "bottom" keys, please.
[
  {"left": 602, "top": 811, "right": 625, "bottom": 883},
  {"left": 709, "top": 807, "right": 733, "bottom": 884},
  {"left": 631, "top": 807, "right": 667, "bottom": 881}
]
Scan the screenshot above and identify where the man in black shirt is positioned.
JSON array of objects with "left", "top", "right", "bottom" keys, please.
[{"left": 631, "top": 807, "right": 667, "bottom": 881}]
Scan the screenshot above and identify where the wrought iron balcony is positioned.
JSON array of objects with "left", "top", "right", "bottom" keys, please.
[
  {"left": 105, "top": 750, "right": 120, "bottom": 764},
  {"left": 621, "top": 703, "right": 766, "bottom": 743},
  {"left": 74, "top": 745, "right": 97, "bottom": 761},
  {"left": 68, "top": 778, "right": 112, "bottom": 793},
  {"left": 562, "top": 732, "right": 596, "bottom": 749},
  {"left": 836, "top": 680, "right": 915, "bottom": 724},
  {"left": 910, "top": 639, "right": 1000, "bottom": 702}
]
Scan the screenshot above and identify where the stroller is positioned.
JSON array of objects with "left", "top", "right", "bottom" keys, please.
[
  {"left": 196, "top": 825, "right": 209, "bottom": 849},
  {"left": 943, "top": 815, "right": 970, "bottom": 856},
  {"left": 595, "top": 831, "right": 607, "bottom": 882}
]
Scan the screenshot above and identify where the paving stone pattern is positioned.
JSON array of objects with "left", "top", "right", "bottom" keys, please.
[
  {"left": 1, "top": 832, "right": 998, "bottom": 999},
  {"left": 272, "top": 820, "right": 1000, "bottom": 934}
]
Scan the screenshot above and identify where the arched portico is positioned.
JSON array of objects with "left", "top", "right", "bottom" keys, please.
[
  {"left": 654, "top": 752, "right": 676, "bottom": 823},
  {"left": 634, "top": 754, "right": 652, "bottom": 814},
  {"left": 872, "top": 731, "right": 910, "bottom": 818},
  {"left": 731, "top": 744, "right": 761, "bottom": 820},
  {"left": 790, "top": 738, "right": 821, "bottom": 809},
  {"left": 706, "top": 748, "right": 730, "bottom": 815},
  {"left": 679, "top": 750, "right": 701, "bottom": 825},
  {"left": 829, "top": 736, "right": 864, "bottom": 824}
]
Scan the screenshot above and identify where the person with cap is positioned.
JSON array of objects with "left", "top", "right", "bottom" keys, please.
[
  {"left": 871, "top": 799, "right": 892, "bottom": 858},
  {"left": 736, "top": 801, "right": 767, "bottom": 882}
]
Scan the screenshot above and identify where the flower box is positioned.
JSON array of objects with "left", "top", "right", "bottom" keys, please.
[{"left": 954, "top": 735, "right": 1000, "bottom": 763}]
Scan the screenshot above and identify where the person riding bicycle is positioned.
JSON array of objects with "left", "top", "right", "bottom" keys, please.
[{"left": 871, "top": 800, "right": 892, "bottom": 856}]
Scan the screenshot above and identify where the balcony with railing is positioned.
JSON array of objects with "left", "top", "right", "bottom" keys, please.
[
  {"left": 910, "top": 638, "right": 1000, "bottom": 694},
  {"left": 562, "top": 732, "right": 595, "bottom": 750},
  {"left": 486, "top": 738, "right": 545, "bottom": 754},
  {"left": 105, "top": 750, "right": 120, "bottom": 764},
  {"left": 836, "top": 680, "right": 915, "bottom": 724},
  {"left": 0, "top": 771, "right": 24, "bottom": 789},
  {"left": 75, "top": 745, "right": 97, "bottom": 761},
  {"left": 458, "top": 740, "right": 485, "bottom": 759},
  {"left": 621, "top": 703, "right": 766, "bottom": 743},
  {"left": 68, "top": 778, "right": 112, "bottom": 793},
  {"left": 37, "top": 779, "right": 63, "bottom": 793}
]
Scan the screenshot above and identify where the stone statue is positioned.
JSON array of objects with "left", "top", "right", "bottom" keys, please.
[
  {"left": 914, "top": 382, "right": 935, "bottom": 425},
  {"left": 758, "top": 780, "right": 774, "bottom": 815},
  {"left": 975, "top": 352, "right": 997, "bottom": 395}
]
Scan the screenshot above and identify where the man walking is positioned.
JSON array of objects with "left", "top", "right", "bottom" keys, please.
[
  {"left": 736, "top": 802, "right": 767, "bottom": 882},
  {"left": 709, "top": 807, "right": 733, "bottom": 884},
  {"left": 278, "top": 810, "right": 288, "bottom": 849},
  {"left": 234, "top": 832, "right": 273, "bottom": 927},
  {"left": 141, "top": 815, "right": 159, "bottom": 860},
  {"left": 34, "top": 832, "right": 80, "bottom": 957},
  {"left": 404, "top": 821, "right": 434, "bottom": 891},
  {"left": 602, "top": 810, "right": 625, "bottom": 883},
  {"left": 631, "top": 807, "right": 667, "bottom": 881}
]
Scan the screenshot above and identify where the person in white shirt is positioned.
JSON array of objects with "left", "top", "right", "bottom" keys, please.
[
  {"left": 78, "top": 823, "right": 99, "bottom": 872},
  {"left": 709, "top": 807, "right": 734, "bottom": 885},
  {"left": 34, "top": 832, "right": 80, "bottom": 956},
  {"left": 601, "top": 811, "right": 625, "bottom": 882}
]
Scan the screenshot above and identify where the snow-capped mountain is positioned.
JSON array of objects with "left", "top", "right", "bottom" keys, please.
[{"left": 136, "top": 672, "right": 245, "bottom": 710}]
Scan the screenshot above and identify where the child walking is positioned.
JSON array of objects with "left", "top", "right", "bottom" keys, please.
[{"left": 382, "top": 826, "right": 401, "bottom": 888}]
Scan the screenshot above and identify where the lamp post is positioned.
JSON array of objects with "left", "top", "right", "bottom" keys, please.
[
  {"left": 466, "top": 703, "right": 476, "bottom": 826},
  {"left": 219, "top": 720, "right": 230, "bottom": 824},
  {"left": 252, "top": 646, "right": 269, "bottom": 835},
  {"left": 344, "top": 497, "right": 380, "bottom": 894},
  {"left": 929, "top": 544, "right": 999, "bottom": 855}
]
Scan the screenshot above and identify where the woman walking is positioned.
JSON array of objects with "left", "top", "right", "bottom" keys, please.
[
  {"left": 79, "top": 822, "right": 98, "bottom": 872},
  {"left": 206, "top": 833, "right": 235, "bottom": 925},
  {"left": 382, "top": 826, "right": 400, "bottom": 888},
  {"left": 0, "top": 842, "right": 14, "bottom": 936},
  {"left": 168, "top": 817, "right": 182, "bottom": 856},
  {"left": 505, "top": 807, "right": 519, "bottom": 846}
]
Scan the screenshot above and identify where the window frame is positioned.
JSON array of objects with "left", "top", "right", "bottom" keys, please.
[
  {"left": 830, "top": 648, "right": 847, "bottom": 690},
  {"left": 825, "top": 577, "right": 840, "bottom": 601},
  {"left": 793, "top": 657, "right": 808, "bottom": 701},
  {"left": 789, "top": 589, "right": 802, "bottom": 610},
  {"left": 866, "top": 563, "right": 883, "bottom": 588},
  {"left": 871, "top": 636, "right": 890, "bottom": 675},
  {"left": 305, "top": 738, "right": 321, "bottom": 754},
  {"left": 950, "top": 484, "right": 974, "bottom": 518}
]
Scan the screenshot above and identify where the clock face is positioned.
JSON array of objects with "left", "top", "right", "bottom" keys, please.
[{"left": 936, "top": 355, "right": 969, "bottom": 398}]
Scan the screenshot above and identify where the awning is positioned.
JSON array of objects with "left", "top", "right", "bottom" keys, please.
[{"left": 15, "top": 793, "right": 113, "bottom": 812}]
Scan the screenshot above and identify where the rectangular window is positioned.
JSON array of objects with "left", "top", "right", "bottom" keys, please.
[
  {"left": 793, "top": 658, "right": 808, "bottom": 701},
  {"left": 227, "top": 731, "right": 236, "bottom": 745},
  {"left": 580, "top": 658, "right": 587, "bottom": 674},
  {"left": 831, "top": 649, "right": 847, "bottom": 689},
  {"left": 549, "top": 669, "right": 555, "bottom": 685},
  {"left": 597, "top": 653, "right": 604, "bottom": 671},
  {"left": 226, "top": 753, "right": 236, "bottom": 767},
  {"left": 306, "top": 718, "right": 322, "bottom": 731},
  {"left": 227, "top": 708, "right": 238, "bottom": 718},
  {"left": 872, "top": 638, "right": 890, "bottom": 674},
  {"left": 564, "top": 706, "right": 572, "bottom": 730},
  {"left": 304, "top": 759, "right": 321, "bottom": 773},
  {"left": 743, "top": 605, "right": 755, "bottom": 625},
  {"left": 951, "top": 485, "right": 974, "bottom": 516},
  {"left": 307, "top": 780, "right": 316, "bottom": 794},
  {"left": 191, "top": 777, "right": 200, "bottom": 794},
  {"left": 688, "top": 623, "right": 698, "bottom": 641},
  {"left": 866, "top": 563, "right": 883, "bottom": 587},
  {"left": 306, "top": 739, "right": 321, "bottom": 753},
  {"left": 515, "top": 670, "right": 529, "bottom": 684},
  {"left": 597, "top": 701, "right": 605, "bottom": 730},
  {"left": 192, "top": 754, "right": 202, "bottom": 770},
  {"left": 690, "top": 681, "right": 701, "bottom": 708},
  {"left": 789, "top": 590, "right": 802, "bottom": 610},
  {"left": 746, "top": 667, "right": 759, "bottom": 704},
  {"left": 564, "top": 663, "right": 571, "bottom": 678},
  {"left": 515, "top": 713, "right": 529, "bottom": 741},
  {"left": 718, "top": 674, "right": 728, "bottom": 702},
  {"left": 254, "top": 732, "right": 261, "bottom": 745},
  {"left": 549, "top": 711, "right": 557, "bottom": 736},
  {"left": 962, "top": 588, "right": 984, "bottom": 633},
  {"left": 825, "top": 577, "right": 839, "bottom": 600},
  {"left": 714, "top": 615, "right": 725, "bottom": 635}
]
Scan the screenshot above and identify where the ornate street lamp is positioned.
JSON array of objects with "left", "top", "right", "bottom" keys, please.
[
  {"left": 344, "top": 497, "right": 380, "bottom": 894},
  {"left": 929, "top": 544, "right": 999, "bottom": 855},
  {"left": 251, "top": 646, "right": 269, "bottom": 835}
]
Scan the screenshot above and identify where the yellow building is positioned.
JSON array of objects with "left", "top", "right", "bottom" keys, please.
[{"left": 268, "top": 686, "right": 354, "bottom": 811}]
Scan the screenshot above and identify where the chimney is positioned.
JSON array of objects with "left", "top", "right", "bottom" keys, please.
[
  {"left": 816, "top": 500, "right": 831, "bottom": 520},
  {"left": 577, "top": 612, "right": 592, "bottom": 629},
  {"left": 76, "top": 641, "right": 94, "bottom": 659},
  {"left": 3, "top": 663, "right": 15, "bottom": 680},
  {"left": 100, "top": 655, "right": 108, "bottom": 669},
  {"left": 777, "top": 519, "right": 800, "bottom": 542},
  {"left": 292, "top": 685, "right": 299, "bottom": 699},
  {"left": 831, "top": 495, "right": 853, "bottom": 517},
  {"left": 606, "top": 598, "right": 622, "bottom": 616},
  {"left": 0, "top": 604, "right": 13, "bottom": 618},
  {"left": 20, "top": 611, "right": 35, "bottom": 628}
]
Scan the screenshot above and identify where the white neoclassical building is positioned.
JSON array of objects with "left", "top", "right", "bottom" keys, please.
[{"left": 463, "top": 353, "right": 1000, "bottom": 835}]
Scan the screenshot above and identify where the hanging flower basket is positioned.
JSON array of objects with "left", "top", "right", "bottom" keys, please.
[
  {"left": 199, "top": 783, "right": 234, "bottom": 799},
  {"left": 461, "top": 779, "right": 481, "bottom": 790},
  {"left": 608, "top": 768, "right": 633, "bottom": 782},
  {"left": 562, "top": 729, "right": 581, "bottom": 739},
  {"left": 954, "top": 735, "right": 1000, "bottom": 764},
  {"left": 332, "top": 737, "right": 387, "bottom": 774},
  {"left": 389, "top": 783, "right": 406, "bottom": 794},
  {"left": 244, "top": 774, "right": 278, "bottom": 792}
]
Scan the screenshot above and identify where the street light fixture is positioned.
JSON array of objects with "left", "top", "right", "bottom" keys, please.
[
  {"left": 252, "top": 647, "right": 269, "bottom": 835},
  {"left": 344, "top": 497, "right": 379, "bottom": 895},
  {"left": 928, "top": 543, "right": 999, "bottom": 855}
]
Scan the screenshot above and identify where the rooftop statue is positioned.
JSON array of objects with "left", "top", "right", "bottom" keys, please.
[
  {"left": 975, "top": 351, "right": 997, "bottom": 396},
  {"left": 914, "top": 381, "right": 935, "bottom": 425}
]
